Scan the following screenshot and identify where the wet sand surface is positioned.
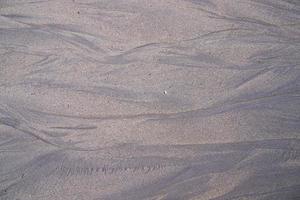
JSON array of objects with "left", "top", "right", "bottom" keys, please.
[{"left": 1, "top": 0, "right": 300, "bottom": 199}]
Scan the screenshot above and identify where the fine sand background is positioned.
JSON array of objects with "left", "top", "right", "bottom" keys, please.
[{"left": 1, "top": 0, "right": 300, "bottom": 199}]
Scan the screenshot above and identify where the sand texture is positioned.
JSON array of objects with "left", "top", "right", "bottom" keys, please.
[{"left": 1, "top": 0, "right": 300, "bottom": 199}]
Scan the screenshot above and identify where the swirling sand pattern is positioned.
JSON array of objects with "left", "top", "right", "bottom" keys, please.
[{"left": 0, "top": 0, "right": 300, "bottom": 199}]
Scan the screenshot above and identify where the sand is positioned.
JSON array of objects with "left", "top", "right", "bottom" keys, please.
[{"left": 1, "top": 0, "right": 300, "bottom": 199}]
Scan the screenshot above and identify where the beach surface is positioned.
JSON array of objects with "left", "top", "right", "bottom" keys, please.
[{"left": 1, "top": 0, "right": 300, "bottom": 199}]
